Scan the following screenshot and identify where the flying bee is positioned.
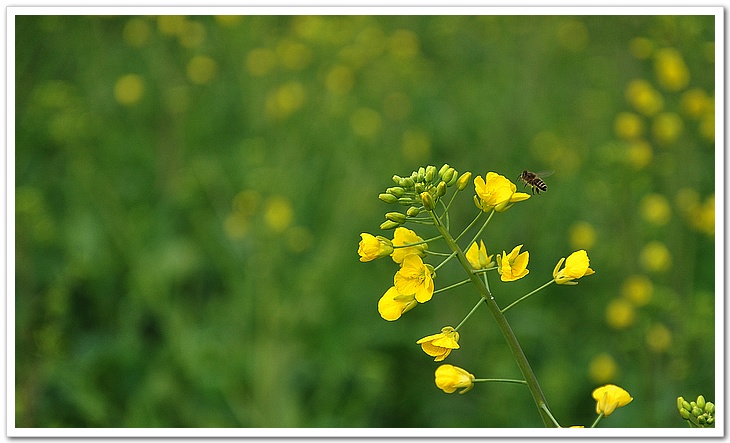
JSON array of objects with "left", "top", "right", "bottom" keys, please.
[{"left": 518, "top": 170, "right": 554, "bottom": 195}]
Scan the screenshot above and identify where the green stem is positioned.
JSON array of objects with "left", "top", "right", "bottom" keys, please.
[
  {"left": 473, "top": 378, "right": 527, "bottom": 385},
  {"left": 433, "top": 278, "right": 471, "bottom": 295},
  {"left": 454, "top": 298, "right": 486, "bottom": 331},
  {"left": 426, "top": 209, "right": 556, "bottom": 427},
  {"left": 590, "top": 413, "right": 604, "bottom": 428},
  {"left": 540, "top": 403, "right": 562, "bottom": 428},
  {"left": 433, "top": 251, "right": 458, "bottom": 271},
  {"left": 501, "top": 280, "right": 556, "bottom": 314},
  {"left": 454, "top": 210, "right": 483, "bottom": 242},
  {"left": 467, "top": 209, "right": 495, "bottom": 249}
]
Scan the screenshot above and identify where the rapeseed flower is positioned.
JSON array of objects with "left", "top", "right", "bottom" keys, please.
[
  {"left": 434, "top": 364, "right": 475, "bottom": 394},
  {"left": 394, "top": 254, "right": 435, "bottom": 303},
  {"left": 553, "top": 250, "right": 595, "bottom": 285},
  {"left": 391, "top": 227, "right": 427, "bottom": 264},
  {"left": 466, "top": 240, "right": 493, "bottom": 270},
  {"left": 592, "top": 384, "right": 633, "bottom": 416},
  {"left": 358, "top": 233, "right": 394, "bottom": 262},
  {"left": 416, "top": 326, "right": 460, "bottom": 361},
  {"left": 497, "top": 245, "right": 530, "bottom": 282},
  {"left": 474, "top": 172, "right": 530, "bottom": 213},
  {"left": 377, "top": 286, "right": 417, "bottom": 321}
]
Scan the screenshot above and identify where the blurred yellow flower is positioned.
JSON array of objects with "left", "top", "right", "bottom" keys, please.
[
  {"left": 114, "top": 74, "right": 144, "bottom": 105},
  {"left": 589, "top": 353, "right": 618, "bottom": 384},
  {"left": 394, "top": 254, "right": 434, "bottom": 303},
  {"left": 276, "top": 39, "right": 312, "bottom": 71},
  {"left": 245, "top": 48, "right": 277, "bottom": 76},
  {"left": 466, "top": 240, "right": 492, "bottom": 270},
  {"left": 358, "top": 233, "right": 394, "bottom": 262},
  {"left": 654, "top": 47, "right": 690, "bottom": 92},
  {"left": 416, "top": 326, "right": 459, "bottom": 361},
  {"left": 266, "top": 82, "right": 307, "bottom": 120},
  {"left": 553, "top": 250, "right": 594, "bottom": 285},
  {"left": 378, "top": 286, "right": 417, "bottom": 321},
  {"left": 434, "top": 364, "right": 475, "bottom": 394},
  {"left": 639, "top": 241, "right": 672, "bottom": 273},
  {"left": 640, "top": 193, "right": 671, "bottom": 226},
  {"left": 178, "top": 20, "right": 206, "bottom": 48},
  {"left": 625, "top": 79, "right": 663, "bottom": 116},
  {"left": 157, "top": 15, "right": 186, "bottom": 36},
  {"left": 699, "top": 111, "right": 715, "bottom": 142},
  {"left": 568, "top": 221, "right": 597, "bottom": 250},
  {"left": 606, "top": 298, "right": 635, "bottom": 329},
  {"left": 123, "top": 18, "right": 150, "bottom": 47},
  {"left": 690, "top": 194, "right": 715, "bottom": 236},
  {"left": 391, "top": 227, "right": 427, "bottom": 264},
  {"left": 389, "top": 29, "right": 419, "bottom": 59},
  {"left": 652, "top": 112, "right": 683, "bottom": 145},
  {"left": 646, "top": 322, "right": 673, "bottom": 353},
  {"left": 187, "top": 55, "right": 217, "bottom": 85},
  {"left": 214, "top": 15, "right": 243, "bottom": 27},
  {"left": 474, "top": 172, "right": 530, "bottom": 213},
  {"left": 325, "top": 65, "right": 355, "bottom": 95},
  {"left": 614, "top": 112, "right": 644, "bottom": 140},
  {"left": 625, "top": 140, "right": 653, "bottom": 170},
  {"left": 592, "top": 384, "right": 633, "bottom": 417},
  {"left": 264, "top": 195, "right": 294, "bottom": 233},
  {"left": 621, "top": 274, "right": 653, "bottom": 306},
  {"left": 681, "top": 89, "right": 711, "bottom": 119},
  {"left": 498, "top": 245, "right": 530, "bottom": 282}
]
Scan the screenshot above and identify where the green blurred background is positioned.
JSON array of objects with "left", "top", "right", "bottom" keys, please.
[{"left": 14, "top": 14, "right": 716, "bottom": 428}]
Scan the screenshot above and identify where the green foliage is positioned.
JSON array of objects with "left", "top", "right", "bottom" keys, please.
[{"left": 15, "top": 14, "right": 715, "bottom": 428}]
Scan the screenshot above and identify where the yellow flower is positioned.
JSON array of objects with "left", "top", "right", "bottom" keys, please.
[
  {"left": 434, "top": 364, "right": 475, "bottom": 394},
  {"left": 553, "top": 250, "right": 595, "bottom": 285},
  {"left": 358, "top": 233, "right": 394, "bottom": 262},
  {"left": 466, "top": 240, "right": 493, "bottom": 270},
  {"left": 394, "top": 254, "right": 435, "bottom": 303},
  {"left": 377, "top": 286, "right": 417, "bottom": 321},
  {"left": 592, "top": 384, "right": 633, "bottom": 417},
  {"left": 391, "top": 227, "right": 427, "bottom": 264},
  {"left": 497, "top": 245, "right": 530, "bottom": 282},
  {"left": 474, "top": 172, "right": 530, "bottom": 213},
  {"left": 416, "top": 326, "right": 460, "bottom": 361}
]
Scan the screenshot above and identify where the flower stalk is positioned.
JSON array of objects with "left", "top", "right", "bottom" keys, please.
[{"left": 426, "top": 208, "right": 556, "bottom": 428}]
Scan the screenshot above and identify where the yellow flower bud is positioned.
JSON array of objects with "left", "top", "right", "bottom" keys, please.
[
  {"left": 416, "top": 326, "right": 460, "bottom": 361},
  {"left": 421, "top": 191, "right": 435, "bottom": 211},
  {"left": 553, "top": 250, "right": 595, "bottom": 284},
  {"left": 592, "top": 384, "right": 633, "bottom": 417},
  {"left": 385, "top": 212, "right": 407, "bottom": 224},
  {"left": 379, "top": 193, "right": 398, "bottom": 204},
  {"left": 456, "top": 171, "right": 472, "bottom": 191},
  {"left": 434, "top": 364, "right": 475, "bottom": 394},
  {"left": 380, "top": 220, "right": 400, "bottom": 230},
  {"left": 358, "top": 233, "right": 394, "bottom": 262}
]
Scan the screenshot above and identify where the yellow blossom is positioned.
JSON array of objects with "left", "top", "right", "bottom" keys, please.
[
  {"left": 592, "top": 384, "right": 633, "bottom": 417},
  {"left": 553, "top": 250, "right": 595, "bottom": 285},
  {"left": 654, "top": 47, "right": 690, "bottom": 92},
  {"left": 416, "top": 326, "right": 459, "bottom": 361},
  {"left": 474, "top": 172, "right": 530, "bottom": 213},
  {"left": 606, "top": 298, "right": 635, "bottom": 330},
  {"left": 358, "top": 233, "right": 394, "bottom": 262},
  {"left": 394, "top": 254, "right": 435, "bottom": 303},
  {"left": 434, "top": 364, "right": 474, "bottom": 394},
  {"left": 466, "top": 240, "right": 493, "bottom": 270},
  {"left": 377, "top": 286, "right": 417, "bottom": 321},
  {"left": 498, "top": 245, "right": 530, "bottom": 282},
  {"left": 589, "top": 353, "right": 618, "bottom": 384},
  {"left": 391, "top": 227, "right": 427, "bottom": 264}
]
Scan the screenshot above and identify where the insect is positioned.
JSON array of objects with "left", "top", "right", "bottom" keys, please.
[{"left": 518, "top": 170, "right": 554, "bottom": 195}]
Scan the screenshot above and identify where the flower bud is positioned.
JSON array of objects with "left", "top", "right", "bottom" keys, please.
[
  {"left": 682, "top": 400, "right": 692, "bottom": 411},
  {"left": 692, "top": 406, "right": 702, "bottom": 417},
  {"left": 456, "top": 171, "right": 472, "bottom": 191},
  {"left": 414, "top": 182, "right": 425, "bottom": 193},
  {"left": 379, "top": 193, "right": 398, "bottom": 204},
  {"left": 425, "top": 165, "right": 437, "bottom": 183},
  {"left": 401, "top": 177, "right": 415, "bottom": 188},
  {"left": 441, "top": 168, "right": 454, "bottom": 184},
  {"left": 707, "top": 417, "right": 714, "bottom": 425},
  {"left": 446, "top": 168, "right": 459, "bottom": 186},
  {"left": 407, "top": 206, "right": 421, "bottom": 217},
  {"left": 679, "top": 408, "right": 691, "bottom": 420},
  {"left": 438, "top": 163, "right": 450, "bottom": 179},
  {"left": 437, "top": 181, "right": 447, "bottom": 197},
  {"left": 386, "top": 212, "right": 407, "bottom": 224},
  {"left": 705, "top": 402, "right": 715, "bottom": 414},
  {"left": 386, "top": 187, "right": 406, "bottom": 198},
  {"left": 677, "top": 397, "right": 685, "bottom": 411},
  {"left": 696, "top": 395, "right": 706, "bottom": 409},
  {"left": 398, "top": 197, "right": 415, "bottom": 206},
  {"left": 380, "top": 220, "right": 400, "bottom": 230},
  {"left": 421, "top": 191, "right": 435, "bottom": 211},
  {"left": 698, "top": 415, "right": 707, "bottom": 425},
  {"left": 417, "top": 167, "right": 426, "bottom": 182},
  {"left": 392, "top": 174, "right": 403, "bottom": 185}
]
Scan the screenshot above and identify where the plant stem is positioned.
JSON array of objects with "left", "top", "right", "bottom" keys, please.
[
  {"left": 473, "top": 378, "right": 527, "bottom": 385},
  {"left": 427, "top": 209, "right": 556, "bottom": 428},
  {"left": 590, "top": 413, "right": 604, "bottom": 428},
  {"left": 501, "top": 280, "right": 556, "bottom": 314},
  {"left": 433, "top": 278, "right": 472, "bottom": 295},
  {"left": 454, "top": 298, "right": 486, "bottom": 331},
  {"left": 540, "top": 403, "right": 562, "bottom": 427}
]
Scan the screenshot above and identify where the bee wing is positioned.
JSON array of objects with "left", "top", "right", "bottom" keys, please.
[{"left": 533, "top": 170, "right": 555, "bottom": 178}]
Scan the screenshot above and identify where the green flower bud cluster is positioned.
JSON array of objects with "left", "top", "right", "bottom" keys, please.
[
  {"left": 377, "top": 164, "right": 471, "bottom": 229},
  {"left": 677, "top": 395, "right": 714, "bottom": 427}
]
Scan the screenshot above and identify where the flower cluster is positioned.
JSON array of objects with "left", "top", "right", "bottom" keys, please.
[
  {"left": 677, "top": 394, "right": 715, "bottom": 427},
  {"left": 358, "top": 164, "right": 604, "bottom": 428}
]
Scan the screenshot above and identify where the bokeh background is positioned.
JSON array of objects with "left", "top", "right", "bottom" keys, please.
[{"left": 14, "top": 14, "right": 716, "bottom": 428}]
